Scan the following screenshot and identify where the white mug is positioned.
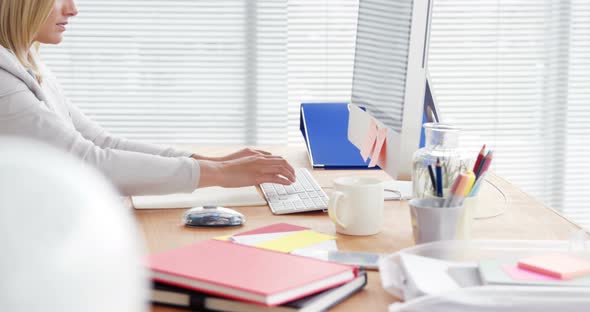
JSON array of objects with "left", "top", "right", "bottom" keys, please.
[{"left": 328, "top": 176, "right": 384, "bottom": 236}]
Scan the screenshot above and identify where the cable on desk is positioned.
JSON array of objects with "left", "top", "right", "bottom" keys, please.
[{"left": 473, "top": 178, "right": 510, "bottom": 220}]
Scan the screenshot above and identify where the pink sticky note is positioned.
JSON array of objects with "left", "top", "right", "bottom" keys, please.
[
  {"left": 368, "top": 127, "right": 387, "bottom": 167},
  {"left": 502, "top": 264, "right": 561, "bottom": 281},
  {"left": 518, "top": 253, "right": 590, "bottom": 279},
  {"left": 234, "top": 223, "right": 309, "bottom": 237},
  {"left": 360, "top": 119, "right": 378, "bottom": 161}
]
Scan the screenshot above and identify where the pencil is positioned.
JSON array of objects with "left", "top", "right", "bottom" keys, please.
[
  {"left": 469, "top": 171, "right": 488, "bottom": 196},
  {"left": 436, "top": 158, "right": 443, "bottom": 197},
  {"left": 473, "top": 144, "right": 486, "bottom": 176},
  {"left": 476, "top": 150, "right": 494, "bottom": 179},
  {"left": 427, "top": 164, "right": 437, "bottom": 192}
]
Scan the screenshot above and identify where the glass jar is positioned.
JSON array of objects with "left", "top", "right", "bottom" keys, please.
[{"left": 412, "top": 123, "right": 470, "bottom": 199}]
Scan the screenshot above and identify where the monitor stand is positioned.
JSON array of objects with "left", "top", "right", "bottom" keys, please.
[{"left": 384, "top": 76, "right": 439, "bottom": 200}]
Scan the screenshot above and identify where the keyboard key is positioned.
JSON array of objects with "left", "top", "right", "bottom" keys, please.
[
  {"left": 294, "top": 200, "right": 304, "bottom": 209},
  {"left": 303, "top": 183, "right": 314, "bottom": 192},
  {"left": 293, "top": 184, "right": 304, "bottom": 192},
  {"left": 261, "top": 184, "right": 273, "bottom": 192},
  {"left": 312, "top": 198, "right": 324, "bottom": 207},
  {"left": 272, "top": 202, "right": 284, "bottom": 209},
  {"left": 298, "top": 193, "right": 309, "bottom": 199},
  {"left": 276, "top": 187, "right": 287, "bottom": 195}
]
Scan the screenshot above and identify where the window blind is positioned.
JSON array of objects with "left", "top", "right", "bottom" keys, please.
[
  {"left": 564, "top": 0, "right": 590, "bottom": 226},
  {"left": 287, "top": 0, "right": 358, "bottom": 144},
  {"left": 427, "top": 0, "right": 570, "bottom": 216},
  {"left": 41, "top": 1, "right": 590, "bottom": 228},
  {"left": 42, "top": 0, "right": 287, "bottom": 145}
]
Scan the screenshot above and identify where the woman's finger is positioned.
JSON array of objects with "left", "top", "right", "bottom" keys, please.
[
  {"left": 254, "top": 149, "right": 272, "bottom": 155},
  {"left": 257, "top": 174, "right": 292, "bottom": 185},
  {"left": 258, "top": 157, "right": 295, "bottom": 176},
  {"left": 260, "top": 165, "right": 296, "bottom": 182}
]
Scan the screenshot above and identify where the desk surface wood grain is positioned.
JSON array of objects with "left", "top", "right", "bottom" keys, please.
[{"left": 135, "top": 146, "right": 584, "bottom": 312}]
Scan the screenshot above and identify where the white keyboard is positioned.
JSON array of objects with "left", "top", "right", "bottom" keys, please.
[{"left": 260, "top": 168, "right": 329, "bottom": 215}]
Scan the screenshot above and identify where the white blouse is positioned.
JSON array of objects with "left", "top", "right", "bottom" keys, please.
[{"left": 0, "top": 46, "right": 200, "bottom": 195}]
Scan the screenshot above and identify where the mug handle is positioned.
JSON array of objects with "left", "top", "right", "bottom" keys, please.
[{"left": 328, "top": 191, "right": 348, "bottom": 228}]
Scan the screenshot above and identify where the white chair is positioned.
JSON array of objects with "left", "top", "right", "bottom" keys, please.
[{"left": 0, "top": 137, "right": 148, "bottom": 312}]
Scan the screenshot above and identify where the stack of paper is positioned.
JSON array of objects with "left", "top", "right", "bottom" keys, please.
[{"left": 132, "top": 186, "right": 266, "bottom": 209}]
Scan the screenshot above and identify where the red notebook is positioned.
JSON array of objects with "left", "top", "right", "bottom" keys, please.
[{"left": 147, "top": 239, "right": 357, "bottom": 306}]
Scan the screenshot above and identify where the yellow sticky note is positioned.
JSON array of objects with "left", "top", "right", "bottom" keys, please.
[
  {"left": 255, "top": 230, "right": 336, "bottom": 253},
  {"left": 212, "top": 235, "right": 233, "bottom": 241}
]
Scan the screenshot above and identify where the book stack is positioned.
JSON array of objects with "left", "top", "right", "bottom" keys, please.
[{"left": 147, "top": 239, "right": 367, "bottom": 311}]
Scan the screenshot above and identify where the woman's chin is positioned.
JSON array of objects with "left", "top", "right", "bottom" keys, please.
[{"left": 37, "top": 34, "right": 64, "bottom": 45}]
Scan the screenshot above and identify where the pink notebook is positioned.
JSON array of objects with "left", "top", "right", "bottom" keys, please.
[{"left": 147, "top": 239, "right": 357, "bottom": 306}]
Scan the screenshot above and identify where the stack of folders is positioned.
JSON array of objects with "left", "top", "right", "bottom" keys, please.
[{"left": 147, "top": 239, "right": 366, "bottom": 312}]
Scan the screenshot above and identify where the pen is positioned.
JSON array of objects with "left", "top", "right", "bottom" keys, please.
[
  {"left": 462, "top": 171, "right": 476, "bottom": 196},
  {"left": 473, "top": 144, "right": 486, "bottom": 175},
  {"left": 443, "top": 173, "right": 463, "bottom": 207},
  {"left": 427, "top": 164, "right": 437, "bottom": 193},
  {"left": 435, "top": 158, "right": 443, "bottom": 197}
]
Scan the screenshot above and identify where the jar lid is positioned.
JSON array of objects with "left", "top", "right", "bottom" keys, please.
[{"left": 423, "top": 122, "right": 460, "bottom": 132}]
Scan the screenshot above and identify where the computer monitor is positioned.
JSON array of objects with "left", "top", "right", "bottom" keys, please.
[{"left": 348, "top": 0, "right": 436, "bottom": 181}]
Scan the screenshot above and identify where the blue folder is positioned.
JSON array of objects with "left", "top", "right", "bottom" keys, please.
[{"left": 300, "top": 103, "right": 372, "bottom": 169}]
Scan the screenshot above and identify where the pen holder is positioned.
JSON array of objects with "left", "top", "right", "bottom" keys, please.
[
  {"left": 456, "top": 195, "right": 478, "bottom": 240},
  {"left": 409, "top": 198, "right": 466, "bottom": 244},
  {"left": 418, "top": 191, "right": 474, "bottom": 241}
]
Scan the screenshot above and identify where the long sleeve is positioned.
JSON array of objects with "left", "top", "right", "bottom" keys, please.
[
  {"left": 0, "top": 89, "right": 200, "bottom": 196},
  {"left": 65, "top": 99, "right": 194, "bottom": 158}
]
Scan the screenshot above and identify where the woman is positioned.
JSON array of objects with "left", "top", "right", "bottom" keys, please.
[{"left": 0, "top": 0, "right": 295, "bottom": 195}]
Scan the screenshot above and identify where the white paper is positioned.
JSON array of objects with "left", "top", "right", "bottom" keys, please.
[
  {"left": 383, "top": 180, "right": 413, "bottom": 200},
  {"left": 400, "top": 253, "right": 463, "bottom": 297},
  {"left": 132, "top": 186, "right": 266, "bottom": 209},
  {"left": 231, "top": 231, "right": 301, "bottom": 246},
  {"left": 292, "top": 240, "right": 339, "bottom": 255}
]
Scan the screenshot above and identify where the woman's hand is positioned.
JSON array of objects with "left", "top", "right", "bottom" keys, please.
[
  {"left": 191, "top": 147, "right": 272, "bottom": 162},
  {"left": 198, "top": 154, "right": 296, "bottom": 188}
]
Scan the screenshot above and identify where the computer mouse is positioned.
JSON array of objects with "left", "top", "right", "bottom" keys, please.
[{"left": 182, "top": 205, "right": 245, "bottom": 227}]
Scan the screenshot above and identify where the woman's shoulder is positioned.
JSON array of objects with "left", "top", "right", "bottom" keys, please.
[{"left": 0, "top": 68, "right": 29, "bottom": 97}]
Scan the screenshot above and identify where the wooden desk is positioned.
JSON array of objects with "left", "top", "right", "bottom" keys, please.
[{"left": 136, "top": 146, "right": 584, "bottom": 311}]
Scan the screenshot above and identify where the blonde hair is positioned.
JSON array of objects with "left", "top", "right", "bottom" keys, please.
[{"left": 0, "top": 0, "right": 55, "bottom": 83}]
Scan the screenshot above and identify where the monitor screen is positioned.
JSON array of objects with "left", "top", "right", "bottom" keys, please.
[
  {"left": 348, "top": 0, "right": 433, "bottom": 180},
  {"left": 351, "top": 0, "right": 414, "bottom": 134}
]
